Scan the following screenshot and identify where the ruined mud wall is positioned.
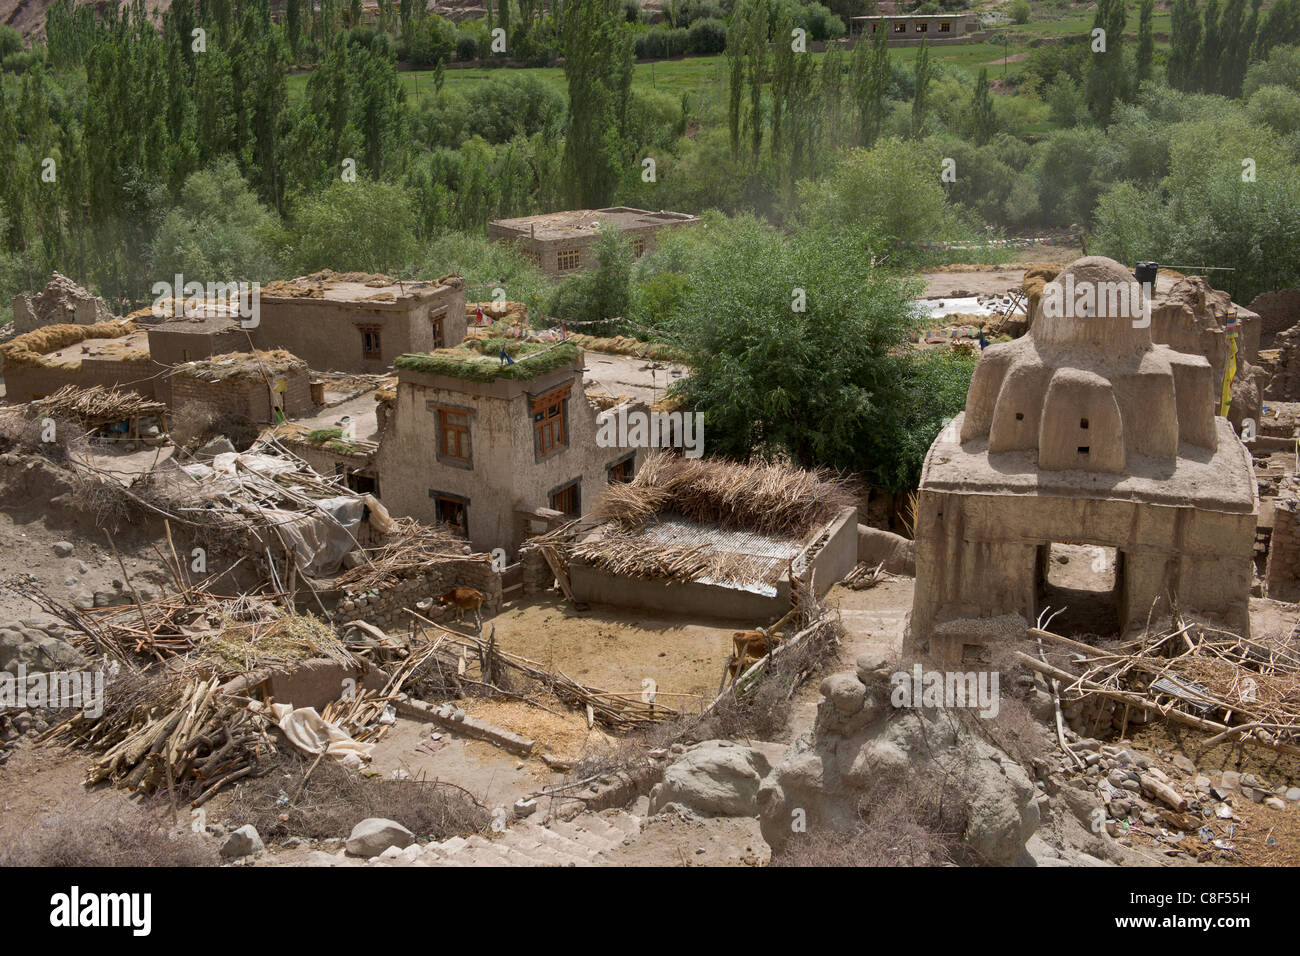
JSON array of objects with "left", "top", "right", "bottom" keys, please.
[
  {"left": 336, "top": 556, "right": 502, "bottom": 631},
  {"left": 1266, "top": 478, "right": 1300, "bottom": 602},
  {"left": 170, "top": 370, "right": 312, "bottom": 419}
]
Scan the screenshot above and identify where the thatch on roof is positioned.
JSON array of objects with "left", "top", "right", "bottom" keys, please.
[
  {"left": 171, "top": 349, "right": 307, "bottom": 385},
  {"left": 0, "top": 320, "right": 141, "bottom": 369},
  {"left": 595, "top": 452, "right": 856, "bottom": 540}
]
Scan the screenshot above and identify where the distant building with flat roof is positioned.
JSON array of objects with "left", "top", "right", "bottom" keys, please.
[
  {"left": 489, "top": 207, "right": 701, "bottom": 278},
  {"left": 851, "top": 13, "right": 975, "bottom": 43}
]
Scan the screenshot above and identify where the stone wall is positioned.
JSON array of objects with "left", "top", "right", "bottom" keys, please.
[
  {"left": 1266, "top": 477, "right": 1300, "bottom": 602},
  {"left": 1248, "top": 289, "right": 1300, "bottom": 348},
  {"left": 336, "top": 555, "right": 502, "bottom": 632},
  {"left": 170, "top": 368, "right": 313, "bottom": 419}
]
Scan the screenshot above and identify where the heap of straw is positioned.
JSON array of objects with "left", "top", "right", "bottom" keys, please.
[
  {"left": 0, "top": 320, "right": 140, "bottom": 369},
  {"left": 32, "top": 384, "right": 166, "bottom": 427},
  {"left": 595, "top": 451, "right": 856, "bottom": 539}
]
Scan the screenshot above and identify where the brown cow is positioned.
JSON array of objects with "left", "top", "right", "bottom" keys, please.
[
  {"left": 727, "top": 629, "right": 781, "bottom": 681},
  {"left": 438, "top": 587, "right": 484, "bottom": 626}
]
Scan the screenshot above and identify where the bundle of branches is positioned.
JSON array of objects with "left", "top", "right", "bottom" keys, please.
[
  {"left": 595, "top": 451, "right": 856, "bottom": 539},
  {"left": 322, "top": 640, "right": 449, "bottom": 743},
  {"left": 1021, "top": 618, "right": 1300, "bottom": 756},
  {"left": 332, "top": 516, "right": 470, "bottom": 594},
  {"left": 5, "top": 576, "right": 353, "bottom": 674},
  {"left": 42, "top": 672, "right": 278, "bottom": 806},
  {"left": 31, "top": 384, "right": 166, "bottom": 429}
]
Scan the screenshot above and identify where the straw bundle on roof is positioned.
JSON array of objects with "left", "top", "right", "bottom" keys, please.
[
  {"left": 0, "top": 320, "right": 140, "bottom": 369},
  {"left": 595, "top": 452, "right": 856, "bottom": 539},
  {"left": 172, "top": 349, "right": 306, "bottom": 384}
]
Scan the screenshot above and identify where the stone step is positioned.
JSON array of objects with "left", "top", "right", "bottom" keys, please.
[
  {"left": 462, "top": 834, "right": 524, "bottom": 866},
  {"left": 515, "top": 822, "right": 601, "bottom": 863},
  {"left": 605, "top": 811, "right": 643, "bottom": 837},
  {"left": 547, "top": 818, "right": 621, "bottom": 853},
  {"left": 496, "top": 830, "right": 587, "bottom": 867}
]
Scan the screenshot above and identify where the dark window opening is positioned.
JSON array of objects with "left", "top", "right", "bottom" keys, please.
[
  {"left": 431, "top": 311, "right": 445, "bottom": 349},
  {"left": 549, "top": 481, "right": 580, "bottom": 516},
  {"left": 360, "top": 326, "right": 382, "bottom": 361},
  {"left": 1080, "top": 418, "right": 1089, "bottom": 429},
  {"left": 430, "top": 491, "right": 468, "bottom": 535},
  {"left": 608, "top": 454, "right": 635, "bottom": 483},
  {"left": 1015, "top": 412, "right": 1024, "bottom": 421},
  {"left": 1078, "top": 446, "right": 1090, "bottom": 455}
]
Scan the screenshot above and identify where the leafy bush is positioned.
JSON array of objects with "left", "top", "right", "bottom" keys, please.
[
  {"left": 1010, "top": 0, "right": 1031, "bottom": 24},
  {"left": 455, "top": 29, "right": 479, "bottom": 61},
  {"left": 687, "top": 17, "right": 728, "bottom": 54},
  {"left": 636, "top": 26, "right": 690, "bottom": 59},
  {"left": 149, "top": 159, "right": 280, "bottom": 283},
  {"left": 282, "top": 180, "right": 419, "bottom": 274},
  {"left": 547, "top": 230, "right": 635, "bottom": 334}
]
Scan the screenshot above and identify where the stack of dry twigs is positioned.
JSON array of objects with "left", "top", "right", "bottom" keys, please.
[{"left": 1017, "top": 617, "right": 1300, "bottom": 756}]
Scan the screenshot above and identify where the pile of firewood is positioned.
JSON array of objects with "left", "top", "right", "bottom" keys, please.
[{"left": 42, "top": 675, "right": 279, "bottom": 807}]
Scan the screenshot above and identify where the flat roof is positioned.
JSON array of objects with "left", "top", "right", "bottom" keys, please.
[
  {"left": 851, "top": 13, "right": 972, "bottom": 19},
  {"left": 491, "top": 207, "right": 700, "bottom": 241},
  {"left": 260, "top": 270, "right": 461, "bottom": 305}
]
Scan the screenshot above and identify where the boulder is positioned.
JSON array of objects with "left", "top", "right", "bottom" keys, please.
[
  {"left": 345, "top": 818, "right": 415, "bottom": 857},
  {"left": 0, "top": 625, "right": 85, "bottom": 672},
  {"left": 220, "top": 825, "right": 265, "bottom": 859},
  {"left": 758, "top": 666, "right": 1040, "bottom": 865},
  {"left": 648, "top": 740, "right": 772, "bottom": 817}
]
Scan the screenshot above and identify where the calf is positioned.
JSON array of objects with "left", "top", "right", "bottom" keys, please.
[
  {"left": 438, "top": 587, "right": 484, "bottom": 626},
  {"left": 727, "top": 629, "right": 781, "bottom": 681}
]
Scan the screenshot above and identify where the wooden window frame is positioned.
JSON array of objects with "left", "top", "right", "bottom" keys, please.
[
  {"left": 548, "top": 479, "right": 581, "bottom": 517},
  {"left": 359, "top": 324, "right": 383, "bottom": 361},
  {"left": 428, "top": 489, "right": 469, "bottom": 535},
  {"left": 557, "top": 248, "right": 582, "bottom": 272},
  {"left": 430, "top": 402, "right": 474, "bottom": 468},
  {"left": 531, "top": 383, "right": 571, "bottom": 460},
  {"left": 632, "top": 237, "right": 647, "bottom": 257},
  {"left": 607, "top": 452, "right": 635, "bottom": 484}
]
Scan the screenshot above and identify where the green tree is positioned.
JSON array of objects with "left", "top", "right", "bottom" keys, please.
[
  {"left": 1136, "top": 0, "right": 1155, "bottom": 85},
  {"left": 1168, "top": 0, "right": 1202, "bottom": 91},
  {"left": 284, "top": 179, "right": 418, "bottom": 274},
  {"left": 910, "top": 37, "right": 932, "bottom": 139},
  {"left": 547, "top": 229, "right": 634, "bottom": 333},
  {"left": 851, "top": 19, "right": 889, "bottom": 147},
  {"left": 965, "top": 67, "right": 996, "bottom": 145},
  {"left": 561, "top": 0, "right": 633, "bottom": 207},
  {"left": 1085, "top": 0, "right": 1128, "bottom": 125}
]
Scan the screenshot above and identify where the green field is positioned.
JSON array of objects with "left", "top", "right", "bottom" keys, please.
[{"left": 285, "top": 7, "right": 1174, "bottom": 105}]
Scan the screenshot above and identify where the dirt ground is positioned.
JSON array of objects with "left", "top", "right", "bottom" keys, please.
[{"left": 485, "top": 596, "right": 764, "bottom": 710}]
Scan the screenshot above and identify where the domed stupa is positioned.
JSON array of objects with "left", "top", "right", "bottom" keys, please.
[{"left": 908, "top": 256, "right": 1257, "bottom": 664}]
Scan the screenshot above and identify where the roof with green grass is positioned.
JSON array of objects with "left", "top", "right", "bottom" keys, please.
[{"left": 394, "top": 338, "right": 581, "bottom": 383}]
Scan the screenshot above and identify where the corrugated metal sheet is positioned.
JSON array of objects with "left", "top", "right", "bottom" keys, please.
[{"left": 596, "top": 514, "right": 805, "bottom": 594}]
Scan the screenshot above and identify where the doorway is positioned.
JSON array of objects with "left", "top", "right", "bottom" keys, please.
[{"left": 1035, "top": 542, "right": 1123, "bottom": 637}]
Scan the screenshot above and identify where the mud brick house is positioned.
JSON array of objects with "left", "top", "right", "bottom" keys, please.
[
  {"left": 0, "top": 320, "right": 155, "bottom": 403},
  {"left": 910, "top": 256, "right": 1258, "bottom": 665},
  {"left": 851, "top": 13, "right": 975, "bottom": 44},
  {"left": 253, "top": 271, "right": 467, "bottom": 373},
  {"left": 488, "top": 208, "right": 701, "bottom": 277},
  {"left": 169, "top": 350, "right": 314, "bottom": 423},
  {"left": 372, "top": 339, "right": 649, "bottom": 555},
  {"left": 147, "top": 317, "right": 249, "bottom": 405}
]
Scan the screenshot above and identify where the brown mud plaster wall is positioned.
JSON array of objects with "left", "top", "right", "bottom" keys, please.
[{"left": 169, "top": 369, "right": 313, "bottom": 419}]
